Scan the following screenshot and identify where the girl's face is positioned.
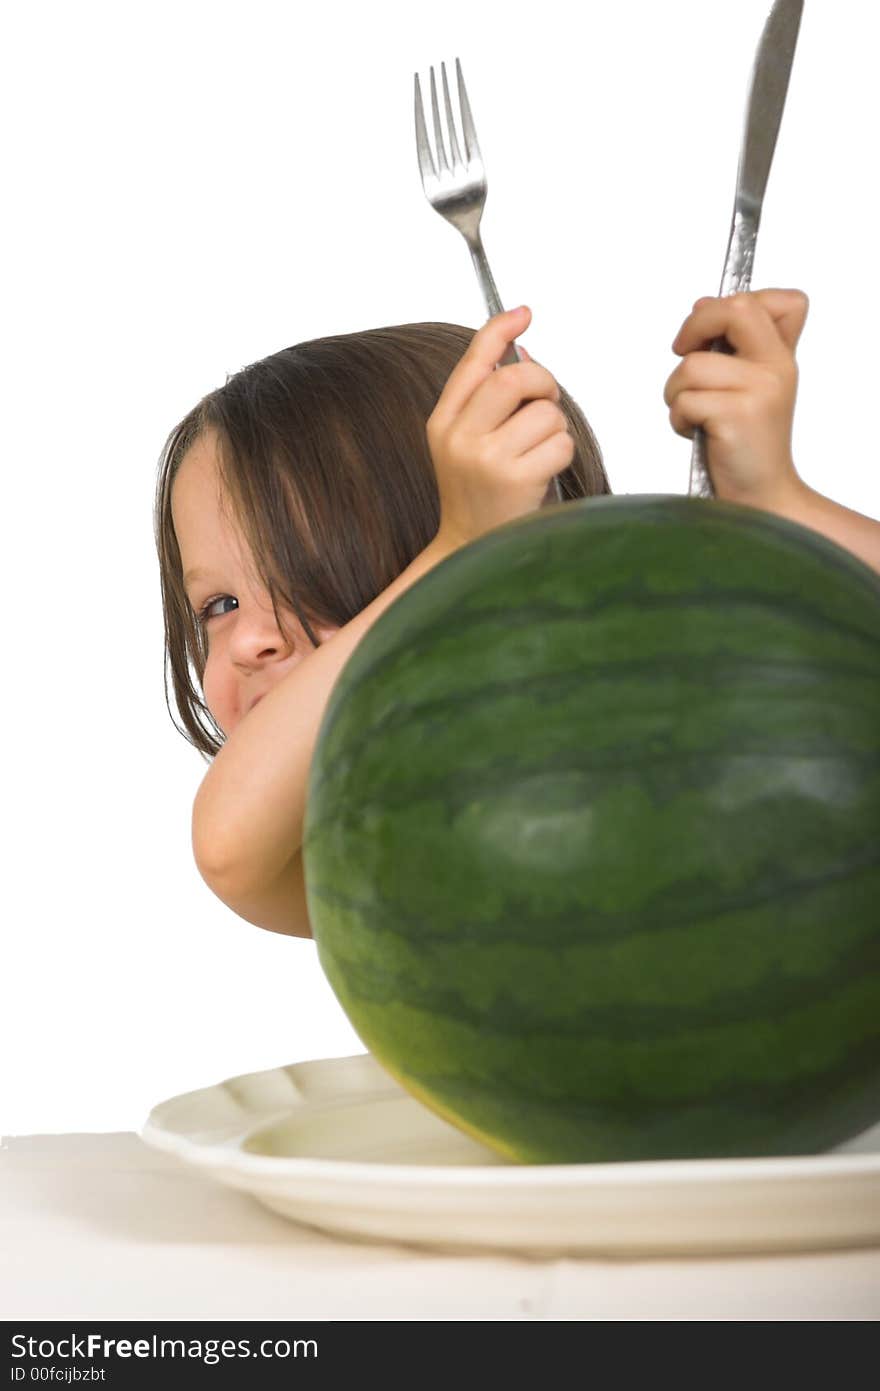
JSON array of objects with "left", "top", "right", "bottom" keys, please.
[{"left": 171, "top": 430, "right": 339, "bottom": 738}]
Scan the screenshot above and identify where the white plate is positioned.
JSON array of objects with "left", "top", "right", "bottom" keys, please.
[{"left": 142, "top": 1052, "right": 880, "bottom": 1256}]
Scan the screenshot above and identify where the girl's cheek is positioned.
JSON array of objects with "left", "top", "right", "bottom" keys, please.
[{"left": 202, "top": 656, "right": 231, "bottom": 737}]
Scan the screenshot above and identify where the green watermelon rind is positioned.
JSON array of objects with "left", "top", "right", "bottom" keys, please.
[{"left": 303, "top": 494, "right": 880, "bottom": 1162}]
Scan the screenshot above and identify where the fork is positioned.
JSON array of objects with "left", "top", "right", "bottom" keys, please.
[{"left": 415, "top": 58, "right": 562, "bottom": 505}]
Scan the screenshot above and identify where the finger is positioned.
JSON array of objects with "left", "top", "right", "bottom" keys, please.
[
  {"left": 663, "top": 351, "right": 757, "bottom": 407},
  {"left": 748, "top": 288, "right": 809, "bottom": 351},
  {"left": 490, "top": 398, "right": 570, "bottom": 460},
  {"left": 672, "top": 294, "right": 788, "bottom": 363},
  {"left": 432, "top": 306, "right": 532, "bottom": 421},
  {"left": 668, "top": 388, "right": 740, "bottom": 440},
  {"left": 514, "top": 427, "right": 576, "bottom": 482},
  {"left": 460, "top": 359, "right": 561, "bottom": 435}
]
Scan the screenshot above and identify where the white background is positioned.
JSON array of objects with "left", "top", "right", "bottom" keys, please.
[{"left": 3, "top": 0, "right": 878, "bottom": 1134}]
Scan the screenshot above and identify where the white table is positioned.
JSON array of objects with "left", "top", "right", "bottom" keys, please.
[{"left": 2, "top": 1133, "right": 879, "bottom": 1321}]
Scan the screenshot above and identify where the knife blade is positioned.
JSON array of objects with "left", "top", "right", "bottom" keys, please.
[{"left": 688, "top": 0, "right": 804, "bottom": 498}]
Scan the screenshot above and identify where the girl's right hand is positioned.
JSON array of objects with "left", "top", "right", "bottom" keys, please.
[{"left": 426, "top": 306, "right": 574, "bottom": 551}]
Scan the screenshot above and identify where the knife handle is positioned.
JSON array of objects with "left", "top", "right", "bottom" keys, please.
[
  {"left": 688, "top": 208, "right": 755, "bottom": 498},
  {"left": 687, "top": 336, "right": 737, "bottom": 498}
]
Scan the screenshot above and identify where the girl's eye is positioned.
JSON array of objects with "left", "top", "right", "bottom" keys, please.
[{"left": 198, "top": 595, "right": 238, "bottom": 625}]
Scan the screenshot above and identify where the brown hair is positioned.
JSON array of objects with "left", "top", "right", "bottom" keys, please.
[{"left": 155, "top": 321, "right": 610, "bottom": 758}]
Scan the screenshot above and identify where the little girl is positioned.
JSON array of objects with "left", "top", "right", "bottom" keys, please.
[{"left": 155, "top": 294, "right": 880, "bottom": 938}]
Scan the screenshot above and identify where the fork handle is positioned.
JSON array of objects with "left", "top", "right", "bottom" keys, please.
[
  {"left": 468, "top": 235, "right": 562, "bottom": 505},
  {"left": 500, "top": 337, "right": 562, "bottom": 506},
  {"left": 504, "top": 329, "right": 565, "bottom": 505},
  {"left": 466, "top": 232, "right": 521, "bottom": 368},
  {"left": 468, "top": 237, "right": 504, "bottom": 319}
]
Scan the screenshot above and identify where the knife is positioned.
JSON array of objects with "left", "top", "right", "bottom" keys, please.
[{"left": 689, "top": 0, "right": 804, "bottom": 498}]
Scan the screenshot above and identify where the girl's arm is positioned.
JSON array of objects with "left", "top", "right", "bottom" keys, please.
[
  {"left": 664, "top": 289, "right": 880, "bottom": 576},
  {"left": 192, "top": 532, "right": 459, "bottom": 937},
  {"left": 193, "top": 306, "right": 574, "bottom": 936}
]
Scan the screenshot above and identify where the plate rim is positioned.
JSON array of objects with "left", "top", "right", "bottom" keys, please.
[{"left": 141, "top": 1051, "right": 880, "bottom": 1190}]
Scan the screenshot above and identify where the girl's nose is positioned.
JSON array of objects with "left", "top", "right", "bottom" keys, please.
[{"left": 228, "top": 604, "right": 292, "bottom": 670}]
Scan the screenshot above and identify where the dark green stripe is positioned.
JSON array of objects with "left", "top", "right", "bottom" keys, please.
[
  {"left": 420, "top": 1037, "right": 880, "bottom": 1126},
  {"left": 342, "top": 590, "right": 880, "bottom": 671},
  {"left": 311, "top": 747, "right": 880, "bottom": 823},
  {"left": 317, "top": 927, "right": 880, "bottom": 1040},
  {"left": 312, "top": 695, "right": 880, "bottom": 814},
  {"left": 397, "top": 1039, "right": 880, "bottom": 1162},
  {"left": 306, "top": 825, "right": 880, "bottom": 947},
  {"left": 324, "top": 609, "right": 880, "bottom": 742},
  {"left": 327, "top": 497, "right": 880, "bottom": 695},
  {"left": 328, "top": 974, "right": 880, "bottom": 1109}
]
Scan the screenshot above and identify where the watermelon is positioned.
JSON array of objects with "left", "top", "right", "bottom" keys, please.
[{"left": 303, "top": 496, "right": 880, "bottom": 1163}]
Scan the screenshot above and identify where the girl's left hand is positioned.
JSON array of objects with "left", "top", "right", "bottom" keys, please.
[{"left": 664, "top": 288, "right": 809, "bottom": 508}]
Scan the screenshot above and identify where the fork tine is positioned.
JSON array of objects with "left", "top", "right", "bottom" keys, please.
[
  {"left": 414, "top": 73, "right": 437, "bottom": 184},
  {"left": 455, "top": 58, "right": 481, "bottom": 165},
  {"left": 429, "top": 66, "right": 450, "bottom": 175},
  {"left": 440, "top": 61, "right": 463, "bottom": 169}
]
